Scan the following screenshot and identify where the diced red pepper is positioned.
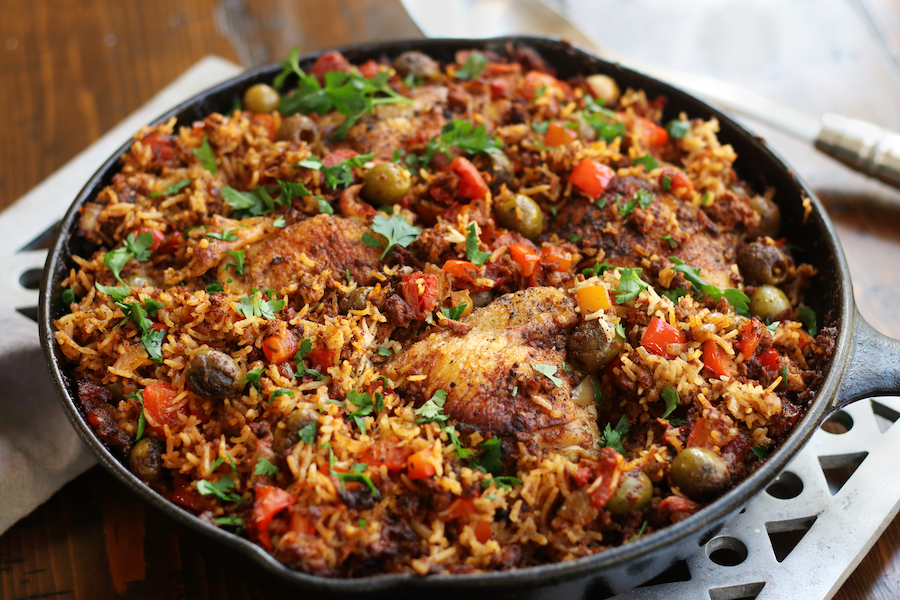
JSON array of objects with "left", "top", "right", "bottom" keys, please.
[
  {"left": 637, "top": 117, "right": 669, "bottom": 147},
  {"left": 658, "top": 168, "right": 694, "bottom": 197},
  {"left": 509, "top": 243, "right": 540, "bottom": 277},
  {"left": 440, "top": 497, "right": 476, "bottom": 522},
  {"left": 360, "top": 442, "right": 412, "bottom": 473},
  {"left": 703, "top": 339, "right": 733, "bottom": 378},
  {"left": 400, "top": 272, "right": 440, "bottom": 319},
  {"left": 321, "top": 148, "right": 358, "bottom": 168},
  {"left": 641, "top": 317, "right": 686, "bottom": 358},
  {"left": 306, "top": 345, "right": 337, "bottom": 373},
  {"left": 358, "top": 59, "right": 380, "bottom": 79},
  {"left": 543, "top": 122, "right": 575, "bottom": 148},
  {"left": 759, "top": 348, "right": 780, "bottom": 369},
  {"left": 474, "top": 520, "right": 493, "bottom": 543},
  {"left": 87, "top": 412, "right": 101, "bottom": 427},
  {"left": 290, "top": 510, "right": 315, "bottom": 535},
  {"left": 407, "top": 448, "right": 436, "bottom": 480},
  {"left": 569, "top": 159, "right": 616, "bottom": 199},
  {"left": 311, "top": 51, "right": 353, "bottom": 84},
  {"left": 262, "top": 331, "right": 299, "bottom": 365},
  {"left": 489, "top": 77, "right": 510, "bottom": 100},
  {"left": 141, "top": 131, "right": 174, "bottom": 161},
  {"left": 253, "top": 484, "right": 296, "bottom": 551},
  {"left": 449, "top": 156, "right": 489, "bottom": 200},
  {"left": 142, "top": 382, "right": 186, "bottom": 433},
  {"left": 540, "top": 246, "right": 572, "bottom": 272},
  {"left": 735, "top": 319, "right": 764, "bottom": 359},
  {"left": 132, "top": 227, "right": 165, "bottom": 251}
]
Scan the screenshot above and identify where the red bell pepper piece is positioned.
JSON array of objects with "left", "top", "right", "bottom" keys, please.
[
  {"left": 640, "top": 317, "right": 686, "bottom": 358},
  {"left": 253, "top": 484, "right": 296, "bottom": 551},
  {"left": 569, "top": 159, "right": 615, "bottom": 199},
  {"left": 449, "top": 156, "right": 489, "bottom": 200}
]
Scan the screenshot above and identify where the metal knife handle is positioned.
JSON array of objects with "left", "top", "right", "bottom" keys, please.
[{"left": 815, "top": 114, "right": 900, "bottom": 189}]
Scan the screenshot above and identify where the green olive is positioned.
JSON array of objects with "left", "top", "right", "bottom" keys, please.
[
  {"left": 339, "top": 286, "right": 373, "bottom": 313},
  {"left": 495, "top": 194, "right": 544, "bottom": 240},
  {"left": 567, "top": 320, "right": 624, "bottom": 373},
  {"left": 185, "top": 349, "right": 244, "bottom": 400},
  {"left": 670, "top": 447, "right": 732, "bottom": 500},
  {"left": 361, "top": 163, "right": 412, "bottom": 206},
  {"left": 126, "top": 274, "right": 160, "bottom": 288},
  {"left": 471, "top": 290, "right": 493, "bottom": 308},
  {"left": 749, "top": 285, "right": 792, "bottom": 321},
  {"left": 489, "top": 153, "right": 515, "bottom": 188},
  {"left": 129, "top": 438, "right": 165, "bottom": 483},
  {"left": 737, "top": 241, "right": 789, "bottom": 286},
  {"left": 243, "top": 83, "right": 281, "bottom": 114},
  {"left": 393, "top": 51, "right": 441, "bottom": 81},
  {"left": 273, "top": 408, "right": 318, "bottom": 453},
  {"left": 606, "top": 469, "right": 653, "bottom": 515},
  {"left": 749, "top": 195, "right": 781, "bottom": 239},
  {"left": 276, "top": 114, "right": 320, "bottom": 144}
]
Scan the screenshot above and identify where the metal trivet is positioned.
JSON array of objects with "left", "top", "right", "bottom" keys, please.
[{"left": 6, "top": 57, "right": 897, "bottom": 600}]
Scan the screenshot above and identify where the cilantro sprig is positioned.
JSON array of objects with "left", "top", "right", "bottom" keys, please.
[
  {"left": 192, "top": 138, "right": 217, "bottom": 175},
  {"left": 415, "top": 389, "right": 449, "bottom": 424},
  {"left": 362, "top": 214, "right": 422, "bottom": 260},
  {"left": 404, "top": 119, "right": 502, "bottom": 170},
  {"left": 115, "top": 301, "right": 165, "bottom": 362},
  {"left": 455, "top": 52, "right": 488, "bottom": 80},
  {"left": 197, "top": 476, "right": 242, "bottom": 503},
  {"left": 236, "top": 288, "right": 285, "bottom": 320},
  {"left": 599, "top": 415, "right": 631, "bottom": 455},
  {"left": 532, "top": 363, "right": 563, "bottom": 387},
  {"left": 440, "top": 303, "right": 468, "bottom": 320}
]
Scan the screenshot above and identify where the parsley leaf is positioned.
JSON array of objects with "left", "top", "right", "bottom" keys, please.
[
  {"left": 444, "top": 425, "right": 472, "bottom": 459},
  {"left": 616, "top": 268, "right": 650, "bottom": 303},
  {"left": 62, "top": 288, "right": 77, "bottom": 306},
  {"left": 273, "top": 216, "right": 286, "bottom": 228},
  {"left": 583, "top": 101, "right": 626, "bottom": 143},
  {"left": 104, "top": 232, "right": 154, "bottom": 284},
  {"left": 465, "top": 223, "right": 492, "bottom": 265},
  {"left": 192, "top": 138, "right": 217, "bottom": 175},
  {"left": 660, "top": 387, "right": 680, "bottom": 420},
  {"left": 150, "top": 179, "right": 191, "bottom": 198},
  {"left": 273, "top": 47, "right": 302, "bottom": 89},
  {"left": 531, "top": 120, "right": 550, "bottom": 134},
  {"left": 415, "top": 389, "right": 449, "bottom": 424},
  {"left": 129, "top": 390, "right": 146, "bottom": 441},
  {"left": 299, "top": 153, "right": 375, "bottom": 189},
  {"left": 221, "top": 186, "right": 280, "bottom": 219},
  {"left": 635, "top": 188, "right": 655, "bottom": 209},
  {"left": 317, "top": 197, "right": 334, "bottom": 215},
  {"left": 225, "top": 250, "right": 245, "bottom": 275},
  {"left": 669, "top": 417, "right": 687, "bottom": 427},
  {"left": 797, "top": 305, "right": 817, "bottom": 335},
  {"left": 361, "top": 214, "right": 422, "bottom": 260},
  {"left": 243, "top": 367, "right": 264, "bottom": 391},
  {"left": 532, "top": 363, "right": 563, "bottom": 387},
  {"left": 298, "top": 421, "right": 317, "bottom": 444},
  {"left": 618, "top": 194, "right": 636, "bottom": 217},
  {"left": 582, "top": 261, "right": 612, "bottom": 278},
  {"left": 116, "top": 301, "right": 165, "bottom": 362},
  {"left": 276, "top": 179, "right": 311, "bottom": 200},
  {"left": 662, "top": 234, "right": 676, "bottom": 247},
  {"left": 213, "top": 515, "right": 245, "bottom": 528},
  {"left": 378, "top": 347, "right": 392, "bottom": 357},
  {"left": 751, "top": 445, "right": 769, "bottom": 460},
  {"left": 206, "top": 280, "right": 225, "bottom": 294},
  {"left": 669, "top": 257, "right": 750, "bottom": 315},
  {"left": 406, "top": 119, "right": 502, "bottom": 169},
  {"left": 236, "top": 289, "right": 285, "bottom": 320},
  {"left": 632, "top": 155, "right": 658, "bottom": 171},
  {"left": 456, "top": 51, "right": 488, "bottom": 80},
  {"left": 568, "top": 234, "right": 582, "bottom": 243},
  {"left": 661, "top": 175, "right": 672, "bottom": 191},
  {"left": 329, "top": 451, "right": 380, "bottom": 498},
  {"left": 143, "top": 298, "right": 163, "bottom": 317},
  {"left": 440, "top": 303, "right": 468, "bottom": 320},
  {"left": 294, "top": 338, "right": 324, "bottom": 380},
  {"left": 197, "top": 476, "right": 242, "bottom": 503},
  {"left": 346, "top": 389, "right": 375, "bottom": 434},
  {"left": 666, "top": 119, "right": 690, "bottom": 139},
  {"left": 766, "top": 321, "right": 781, "bottom": 334},
  {"left": 599, "top": 415, "right": 631, "bottom": 455},
  {"left": 479, "top": 438, "right": 503, "bottom": 475},
  {"left": 95, "top": 282, "right": 132, "bottom": 301},
  {"left": 205, "top": 228, "right": 238, "bottom": 241},
  {"left": 482, "top": 476, "right": 523, "bottom": 490},
  {"left": 629, "top": 520, "right": 648, "bottom": 542},
  {"left": 270, "top": 388, "right": 294, "bottom": 403},
  {"left": 662, "top": 288, "right": 688, "bottom": 303},
  {"left": 254, "top": 457, "right": 280, "bottom": 477},
  {"left": 124, "top": 231, "right": 154, "bottom": 263},
  {"left": 615, "top": 322, "right": 626, "bottom": 338}
]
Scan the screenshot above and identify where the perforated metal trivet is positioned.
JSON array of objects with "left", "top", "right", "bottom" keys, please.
[{"left": 6, "top": 57, "right": 898, "bottom": 600}]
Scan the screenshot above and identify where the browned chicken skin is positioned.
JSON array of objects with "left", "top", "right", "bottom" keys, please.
[{"left": 386, "top": 287, "right": 600, "bottom": 458}]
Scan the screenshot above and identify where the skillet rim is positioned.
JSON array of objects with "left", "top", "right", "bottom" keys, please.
[{"left": 38, "top": 35, "right": 854, "bottom": 593}]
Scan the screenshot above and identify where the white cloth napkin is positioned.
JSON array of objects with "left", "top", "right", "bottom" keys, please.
[{"left": 0, "top": 305, "right": 95, "bottom": 533}]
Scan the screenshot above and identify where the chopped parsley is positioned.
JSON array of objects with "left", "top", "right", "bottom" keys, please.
[
  {"left": 668, "top": 417, "right": 687, "bottom": 427},
  {"left": 482, "top": 476, "right": 523, "bottom": 490},
  {"left": 666, "top": 119, "right": 691, "bottom": 139},
  {"left": 362, "top": 214, "right": 422, "bottom": 260},
  {"left": 221, "top": 186, "right": 284, "bottom": 219},
  {"left": 751, "top": 445, "right": 769, "bottom": 460},
  {"left": 298, "top": 421, "right": 317, "bottom": 444},
  {"left": 298, "top": 153, "right": 375, "bottom": 189},
  {"left": 243, "top": 367, "right": 264, "bottom": 391},
  {"left": 206, "top": 280, "right": 225, "bottom": 294},
  {"left": 346, "top": 389, "right": 375, "bottom": 434},
  {"left": 150, "top": 179, "right": 191, "bottom": 198},
  {"left": 456, "top": 51, "right": 488, "bottom": 80},
  {"left": 660, "top": 387, "right": 680, "bottom": 420},
  {"left": 329, "top": 451, "right": 380, "bottom": 497},
  {"left": 197, "top": 476, "right": 242, "bottom": 503},
  {"left": 317, "top": 198, "right": 334, "bottom": 215},
  {"left": 669, "top": 257, "right": 750, "bottom": 316},
  {"left": 440, "top": 303, "right": 468, "bottom": 320},
  {"left": 294, "top": 338, "right": 324, "bottom": 380},
  {"left": 115, "top": 301, "right": 164, "bottom": 362},
  {"left": 615, "top": 322, "right": 626, "bottom": 338},
  {"left": 273, "top": 216, "right": 286, "bottom": 228},
  {"left": 404, "top": 119, "right": 502, "bottom": 169},
  {"left": 414, "top": 389, "right": 449, "bottom": 424},
  {"left": 568, "top": 234, "right": 582, "bottom": 243},
  {"left": 531, "top": 120, "right": 550, "bottom": 134},
  {"left": 797, "top": 305, "right": 817, "bottom": 335},
  {"left": 276, "top": 178, "right": 311, "bottom": 199},
  {"left": 661, "top": 175, "right": 672, "bottom": 191},
  {"left": 635, "top": 188, "right": 655, "bottom": 209},
  {"left": 629, "top": 520, "right": 649, "bottom": 542},
  {"left": 781, "top": 365, "right": 789, "bottom": 386},
  {"left": 143, "top": 298, "right": 163, "bottom": 317},
  {"left": 766, "top": 321, "right": 781, "bottom": 334},
  {"left": 582, "top": 99, "right": 626, "bottom": 143},
  {"left": 236, "top": 288, "right": 285, "bottom": 320},
  {"left": 532, "top": 363, "right": 563, "bottom": 387},
  {"left": 632, "top": 155, "right": 658, "bottom": 171},
  {"left": 104, "top": 231, "right": 154, "bottom": 284},
  {"left": 378, "top": 347, "right": 392, "bottom": 357},
  {"left": 618, "top": 195, "right": 636, "bottom": 217},
  {"left": 192, "top": 138, "right": 217, "bottom": 175},
  {"left": 662, "top": 234, "right": 676, "bottom": 247},
  {"left": 213, "top": 515, "right": 245, "bottom": 528},
  {"left": 254, "top": 457, "right": 280, "bottom": 477},
  {"left": 662, "top": 288, "right": 688, "bottom": 303},
  {"left": 129, "top": 390, "right": 146, "bottom": 441},
  {"left": 62, "top": 288, "right": 77, "bottom": 306},
  {"left": 445, "top": 425, "right": 472, "bottom": 459},
  {"left": 599, "top": 415, "right": 631, "bottom": 455},
  {"left": 478, "top": 437, "right": 503, "bottom": 475},
  {"left": 616, "top": 268, "right": 650, "bottom": 303},
  {"left": 204, "top": 228, "right": 238, "bottom": 241},
  {"left": 465, "top": 223, "right": 492, "bottom": 265},
  {"left": 95, "top": 282, "right": 131, "bottom": 301},
  {"left": 582, "top": 261, "right": 612, "bottom": 278},
  {"left": 270, "top": 388, "right": 294, "bottom": 403}
]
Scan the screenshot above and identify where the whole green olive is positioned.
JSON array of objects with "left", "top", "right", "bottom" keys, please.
[
  {"left": 606, "top": 469, "right": 653, "bottom": 516},
  {"left": 495, "top": 194, "right": 544, "bottom": 240},
  {"left": 489, "top": 152, "right": 515, "bottom": 188},
  {"left": 361, "top": 163, "right": 412, "bottom": 206},
  {"left": 749, "top": 285, "right": 792, "bottom": 321},
  {"left": 568, "top": 320, "right": 624, "bottom": 373},
  {"left": 243, "top": 83, "right": 281, "bottom": 114},
  {"left": 339, "top": 286, "right": 373, "bottom": 313},
  {"left": 185, "top": 348, "right": 244, "bottom": 400},
  {"left": 749, "top": 195, "right": 781, "bottom": 239},
  {"left": 737, "top": 241, "right": 789, "bottom": 286},
  {"left": 670, "top": 447, "right": 732, "bottom": 500},
  {"left": 393, "top": 51, "right": 441, "bottom": 81},
  {"left": 129, "top": 437, "right": 165, "bottom": 483},
  {"left": 276, "top": 114, "right": 320, "bottom": 144}
]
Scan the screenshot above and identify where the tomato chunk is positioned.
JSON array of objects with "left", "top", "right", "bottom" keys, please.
[
  {"left": 358, "top": 59, "right": 380, "bottom": 79},
  {"left": 407, "top": 448, "right": 436, "bottom": 480},
  {"left": 544, "top": 121, "right": 574, "bottom": 148},
  {"left": 262, "top": 331, "right": 298, "bottom": 365},
  {"left": 157, "top": 230, "right": 184, "bottom": 255},
  {"left": 759, "top": 348, "right": 780, "bottom": 369},
  {"left": 132, "top": 227, "right": 165, "bottom": 252},
  {"left": 474, "top": 520, "right": 493, "bottom": 543},
  {"left": 360, "top": 442, "right": 412, "bottom": 472},
  {"left": 171, "top": 479, "right": 204, "bottom": 511},
  {"left": 142, "top": 382, "right": 185, "bottom": 433},
  {"left": 250, "top": 114, "right": 277, "bottom": 141},
  {"left": 489, "top": 77, "right": 510, "bottom": 100},
  {"left": 703, "top": 339, "right": 733, "bottom": 378},
  {"left": 735, "top": 319, "right": 764, "bottom": 359},
  {"left": 440, "top": 497, "right": 476, "bottom": 522},
  {"left": 509, "top": 243, "right": 540, "bottom": 277},
  {"left": 442, "top": 259, "right": 479, "bottom": 284},
  {"left": 141, "top": 131, "right": 174, "bottom": 161},
  {"left": 400, "top": 272, "right": 440, "bottom": 319},
  {"left": 311, "top": 50, "right": 353, "bottom": 84},
  {"left": 321, "top": 148, "right": 358, "bottom": 167},
  {"left": 640, "top": 317, "right": 686, "bottom": 357},
  {"left": 306, "top": 345, "right": 336, "bottom": 373},
  {"left": 658, "top": 167, "right": 694, "bottom": 197},
  {"left": 449, "top": 156, "right": 489, "bottom": 200},
  {"left": 540, "top": 246, "right": 572, "bottom": 272},
  {"left": 253, "top": 484, "right": 296, "bottom": 551},
  {"left": 569, "top": 159, "right": 615, "bottom": 199},
  {"left": 637, "top": 117, "right": 669, "bottom": 147}
]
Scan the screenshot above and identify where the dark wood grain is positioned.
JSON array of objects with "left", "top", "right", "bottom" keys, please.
[{"left": 2, "top": 1, "right": 900, "bottom": 599}]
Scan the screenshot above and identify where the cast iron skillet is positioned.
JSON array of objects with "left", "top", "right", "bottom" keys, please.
[{"left": 39, "top": 36, "right": 900, "bottom": 599}]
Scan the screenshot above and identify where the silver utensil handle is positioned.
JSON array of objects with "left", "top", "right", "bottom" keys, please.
[{"left": 815, "top": 114, "right": 900, "bottom": 188}]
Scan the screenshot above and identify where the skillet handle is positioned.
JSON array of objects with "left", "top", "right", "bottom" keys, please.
[{"left": 834, "top": 310, "right": 900, "bottom": 410}]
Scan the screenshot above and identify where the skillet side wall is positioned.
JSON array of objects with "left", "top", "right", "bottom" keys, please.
[{"left": 39, "top": 37, "right": 849, "bottom": 598}]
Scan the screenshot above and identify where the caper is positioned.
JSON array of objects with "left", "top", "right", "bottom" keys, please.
[
  {"left": 489, "top": 153, "right": 515, "bottom": 188},
  {"left": 129, "top": 437, "right": 165, "bottom": 483},
  {"left": 670, "top": 447, "right": 732, "bottom": 500},
  {"left": 276, "top": 114, "right": 320, "bottom": 144},
  {"left": 339, "top": 286, "right": 373, "bottom": 313},
  {"left": 243, "top": 83, "right": 280, "bottom": 114},
  {"left": 606, "top": 469, "right": 653, "bottom": 515},
  {"left": 749, "top": 195, "right": 781, "bottom": 239},
  {"left": 495, "top": 194, "right": 544, "bottom": 240},
  {"left": 749, "top": 285, "right": 792, "bottom": 321},
  {"left": 393, "top": 51, "right": 441, "bottom": 81},
  {"left": 185, "top": 349, "right": 244, "bottom": 400},
  {"left": 361, "top": 163, "right": 412, "bottom": 206},
  {"left": 737, "top": 241, "right": 789, "bottom": 286},
  {"left": 568, "top": 320, "right": 624, "bottom": 373}
]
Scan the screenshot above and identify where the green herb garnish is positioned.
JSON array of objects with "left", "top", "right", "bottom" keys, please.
[
  {"left": 669, "top": 257, "right": 750, "bottom": 316},
  {"left": 415, "top": 389, "right": 449, "bottom": 424},
  {"left": 456, "top": 52, "right": 488, "bottom": 80},
  {"left": 532, "top": 363, "right": 563, "bottom": 387},
  {"left": 440, "top": 303, "right": 468, "bottom": 320},
  {"left": 599, "top": 415, "right": 631, "bottom": 455},
  {"left": 666, "top": 119, "right": 690, "bottom": 139},
  {"left": 660, "top": 387, "right": 680, "bottom": 420},
  {"left": 150, "top": 179, "right": 191, "bottom": 198},
  {"left": 192, "top": 138, "right": 217, "bottom": 175},
  {"left": 361, "top": 214, "right": 422, "bottom": 260},
  {"left": 616, "top": 268, "right": 650, "bottom": 303},
  {"left": 236, "top": 288, "right": 285, "bottom": 320},
  {"left": 254, "top": 457, "right": 280, "bottom": 477},
  {"left": 465, "top": 223, "right": 492, "bottom": 265},
  {"left": 797, "top": 305, "right": 817, "bottom": 335},
  {"left": 197, "top": 476, "right": 242, "bottom": 503}
]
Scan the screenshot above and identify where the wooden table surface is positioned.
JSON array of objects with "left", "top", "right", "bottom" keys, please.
[{"left": 3, "top": 1, "right": 900, "bottom": 598}]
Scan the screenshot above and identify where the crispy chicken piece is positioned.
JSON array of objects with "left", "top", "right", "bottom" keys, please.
[
  {"left": 249, "top": 214, "right": 382, "bottom": 293},
  {"left": 386, "top": 287, "right": 600, "bottom": 458}
]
